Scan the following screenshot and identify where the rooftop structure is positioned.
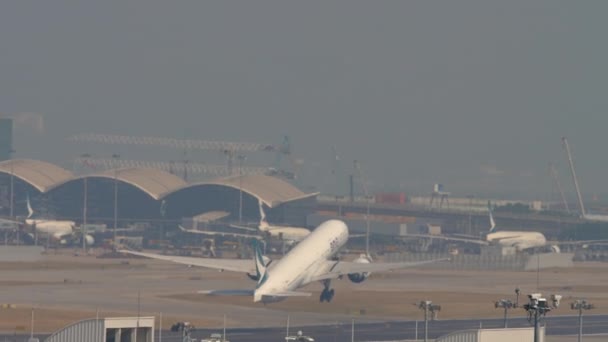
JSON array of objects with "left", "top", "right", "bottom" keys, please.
[
  {"left": 0, "top": 159, "right": 74, "bottom": 193},
  {"left": 45, "top": 316, "right": 155, "bottom": 342}
]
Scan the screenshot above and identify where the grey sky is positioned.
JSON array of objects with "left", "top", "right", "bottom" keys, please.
[{"left": 1, "top": 1, "right": 607, "bottom": 200}]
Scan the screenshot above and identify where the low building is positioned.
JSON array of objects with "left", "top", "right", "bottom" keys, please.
[
  {"left": 44, "top": 316, "right": 155, "bottom": 342},
  {"left": 436, "top": 327, "right": 543, "bottom": 342}
]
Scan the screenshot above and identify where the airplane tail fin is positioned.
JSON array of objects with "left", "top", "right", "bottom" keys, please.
[
  {"left": 488, "top": 201, "right": 496, "bottom": 232},
  {"left": 258, "top": 200, "right": 270, "bottom": 229},
  {"left": 26, "top": 193, "right": 34, "bottom": 219},
  {"left": 252, "top": 239, "right": 268, "bottom": 287}
]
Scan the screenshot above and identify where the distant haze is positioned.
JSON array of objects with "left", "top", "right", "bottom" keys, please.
[{"left": 1, "top": 1, "right": 607, "bottom": 201}]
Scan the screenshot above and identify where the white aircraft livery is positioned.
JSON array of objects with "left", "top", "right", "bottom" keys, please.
[
  {"left": 485, "top": 203, "right": 547, "bottom": 251},
  {"left": 178, "top": 200, "right": 310, "bottom": 245},
  {"left": 121, "top": 220, "right": 445, "bottom": 303},
  {"left": 18, "top": 195, "right": 93, "bottom": 245}
]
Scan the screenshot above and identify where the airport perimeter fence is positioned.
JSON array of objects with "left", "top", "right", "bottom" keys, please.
[{"left": 385, "top": 252, "right": 528, "bottom": 271}]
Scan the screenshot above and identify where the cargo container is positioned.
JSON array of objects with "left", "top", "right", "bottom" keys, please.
[{"left": 374, "top": 192, "right": 407, "bottom": 204}]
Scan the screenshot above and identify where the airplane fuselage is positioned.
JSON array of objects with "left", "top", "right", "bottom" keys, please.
[
  {"left": 254, "top": 220, "right": 348, "bottom": 303},
  {"left": 582, "top": 214, "right": 608, "bottom": 223},
  {"left": 25, "top": 219, "right": 74, "bottom": 239},
  {"left": 486, "top": 231, "right": 546, "bottom": 251},
  {"left": 260, "top": 225, "right": 311, "bottom": 243}
]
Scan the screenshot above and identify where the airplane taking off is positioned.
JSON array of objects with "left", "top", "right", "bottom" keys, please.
[
  {"left": 179, "top": 200, "right": 310, "bottom": 245},
  {"left": 121, "top": 220, "right": 445, "bottom": 303}
]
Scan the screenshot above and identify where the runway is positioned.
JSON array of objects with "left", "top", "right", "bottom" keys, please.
[
  {"left": 7, "top": 314, "right": 608, "bottom": 341},
  {"left": 2, "top": 254, "right": 608, "bottom": 341},
  {"left": 184, "top": 314, "right": 608, "bottom": 341}
]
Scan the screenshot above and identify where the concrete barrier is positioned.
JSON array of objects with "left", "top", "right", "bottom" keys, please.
[{"left": 0, "top": 246, "right": 44, "bottom": 262}]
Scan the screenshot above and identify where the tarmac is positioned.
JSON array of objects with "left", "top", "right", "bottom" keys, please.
[{"left": 1, "top": 249, "right": 608, "bottom": 336}]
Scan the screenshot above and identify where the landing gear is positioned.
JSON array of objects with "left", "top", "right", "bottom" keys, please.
[{"left": 319, "top": 280, "right": 335, "bottom": 302}]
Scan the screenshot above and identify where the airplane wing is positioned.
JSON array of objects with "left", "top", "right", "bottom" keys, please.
[
  {"left": 119, "top": 250, "right": 255, "bottom": 273},
  {"left": 228, "top": 223, "right": 261, "bottom": 233},
  {"left": 198, "top": 289, "right": 255, "bottom": 296},
  {"left": 0, "top": 218, "right": 21, "bottom": 226},
  {"left": 402, "top": 234, "right": 489, "bottom": 245},
  {"left": 179, "top": 225, "right": 262, "bottom": 239},
  {"left": 310, "top": 258, "right": 450, "bottom": 282},
  {"left": 547, "top": 239, "right": 608, "bottom": 246},
  {"left": 197, "top": 289, "right": 311, "bottom": 298}
]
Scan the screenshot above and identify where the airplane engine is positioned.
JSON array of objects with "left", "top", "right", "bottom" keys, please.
[
  {"left": 84, "top": 234, "right": 95, "bottom": 246},
  {"left": 52, "top": 233, "right": 68, "bottom": 245},
  {"left": 347, "top": 254, "right": 372, "bottom": 283},
  {"left": 550, "top": 245, "right": 561, "bottom": 253}
]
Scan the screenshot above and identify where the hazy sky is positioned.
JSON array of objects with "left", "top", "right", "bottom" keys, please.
[{"left": 1, "top": 1, "right": 607, "bottom": 200}]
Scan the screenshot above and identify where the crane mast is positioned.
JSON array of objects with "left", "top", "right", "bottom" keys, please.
[
  {"left": 68, "top": 133, "right": 295, "bottom": 177},
  {"left": 561, "top": 137, "right": 586, "bottom": 217},
  {"left": 549, "top": 162, "right": 570, "bottom": 213},
  {"left": 77, "top": 157, "right": 270, "bottom": 177}
]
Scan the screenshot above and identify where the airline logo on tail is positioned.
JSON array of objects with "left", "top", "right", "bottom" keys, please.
[
  {"left": 26, "top": 194, "right": 34, "bottom": 219},
  {"left": 488, "top": 201, "right": 496, "bottom": 232},
  {"left": 253, "top": 240, "right": 268, "bottom": 289},
  {"left": 258, "top": 201, "right": 270, "bottom": 229}
]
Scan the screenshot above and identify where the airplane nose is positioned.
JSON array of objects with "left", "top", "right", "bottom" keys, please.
[{"left": 326, "top": 219, "right": 347, "bottom": 231}]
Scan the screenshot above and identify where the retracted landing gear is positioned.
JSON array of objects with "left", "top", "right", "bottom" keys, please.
[{"left": 319, "top": 279, "right": 335, "bottom": 302}]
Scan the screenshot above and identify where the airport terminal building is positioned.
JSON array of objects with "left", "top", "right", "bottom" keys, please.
[{"left": 0, "top": 159, "right": 317, "bottom": 230}]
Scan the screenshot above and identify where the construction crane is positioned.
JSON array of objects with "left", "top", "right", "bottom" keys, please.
[
  {"left": 549, "top": 162, "right": 570, "bottom": 213},
  {"left": 67, "top": 133, "right": 287, "bottom": 175},
  {"left": 76, "top": 157, "right": 271, "bottom": 178},
  {"left": 561, "top": 137, "right": 586, "bottom": 216}
]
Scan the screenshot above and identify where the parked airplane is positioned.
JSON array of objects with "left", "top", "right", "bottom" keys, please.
[
  {"left": 253, "top": 200, "right": 311, "bottom": 242},
  {"left": 121, "top": 220, "right": 445, "bottom": 303},
  {"left": 485, "top": 206, "right": 548, "bottom": 251},
  {"left": 179, "top": 200, "right": 310, "bottom": 245},
  {"left": 7, "top": 196, "right": 94, "bottom": 245},
  {"left": 408, "top": 203, "right": 550, "bottom": 252}
]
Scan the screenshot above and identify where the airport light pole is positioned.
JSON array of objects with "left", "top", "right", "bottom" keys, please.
[
  {"left": 522, "top": 293, "right": 561, "bottom": 342},
  {"left": 418, "top": 300, "right": 441, "bottom": 342},
  {"left": 9, "top": 159, "right": 14, "bottom": 219},
  {"left": 467, "top": 195, "right": 474, "bottom": 235},
  {"left": 494, "top": 299, "right": 514, "bottom": 328},
  {"left": 237, "top": 155, "right": 246, "bottom": 224},
  {"left": 571, "top": 299, "right": 594, "bottom": 342},
  {"left": 365, "top": 195, "right": 372, "bottom": 256},
  {"left": 8, "top": 149, "right": 16, "bottom": 219},
  {"left": 83, "top": 175, "right": 88, "bottom": 253},
  {"left": 81, "top": 153, "right": 90, "bottom": 253},
  {"left": 112, "top": 153, "right": 120, "bottom": 249}
]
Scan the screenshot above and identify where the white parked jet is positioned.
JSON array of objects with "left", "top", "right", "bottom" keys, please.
[
  {"left": 253, "top": 200, "right": 310, "bottom": 242},
  {"left": 121, "top": 220, "right": 445, "bottom": 303},
  {"left": 10, "top": 196, "right": 94, "bottom": 245},
  {"left": 25, "top": 199, "right": 75, "bottom": 242},
  {"left": 179, "top": 200, "right": 310, "bottom": 245},
  {"left": 408, "top": 203, "right": 548, "bottom": 252},
  {"left": 485, "top": 206, "right": 547, "bottom": 251}
]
